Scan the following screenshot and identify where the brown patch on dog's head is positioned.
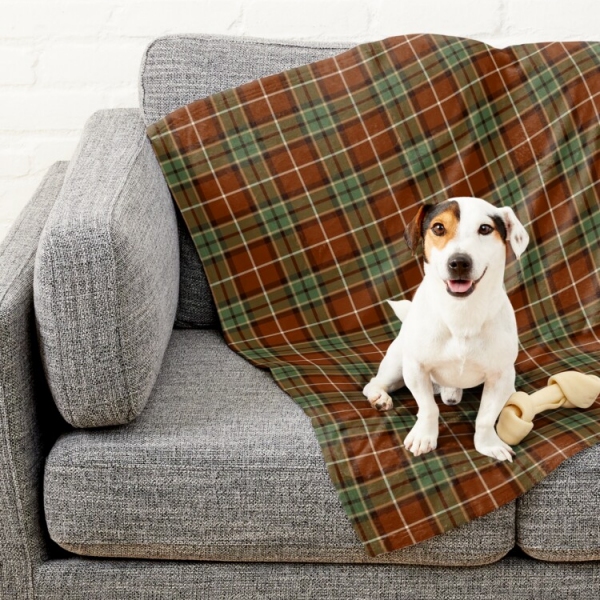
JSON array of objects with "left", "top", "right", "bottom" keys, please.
[
  {"left": 490, "top": 214, "right": 507, "bottom": 243},
  {"left": 421, "top": 201, "right": 460, "bottom": 262},
  {"left": 404, "top": 201, "right": 461, "bottom": 260}
]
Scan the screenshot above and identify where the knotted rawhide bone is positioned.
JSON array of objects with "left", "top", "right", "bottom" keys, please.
[{"left": 496, "top": 372, "right": 600, "bottom": 446}]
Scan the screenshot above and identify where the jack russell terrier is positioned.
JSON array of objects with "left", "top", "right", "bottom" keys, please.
[{"left": 363, "top": 197, "right": 529, "bottom": 462}]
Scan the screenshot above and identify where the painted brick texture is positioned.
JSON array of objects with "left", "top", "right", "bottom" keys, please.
[{"left": 1, "top": 0, "right": 599, "bottom": 240}]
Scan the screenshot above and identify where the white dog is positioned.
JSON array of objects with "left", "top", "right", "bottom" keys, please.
[{"left": 363, "top": 197, "right": 529, "bottom": 462}]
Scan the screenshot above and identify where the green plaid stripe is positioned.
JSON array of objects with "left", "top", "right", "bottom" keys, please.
[{"left": 148, "top": 35, "right": 600, "bottom": 556}]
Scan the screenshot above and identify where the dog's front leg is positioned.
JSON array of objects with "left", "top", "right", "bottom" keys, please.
[
  {"left": 475, "top": 371, "right": 517, "bottom": 462},
  {"left": 363, "top": 337, "right": 404, "bottom": 411},
  {"left": 403, "top": 362, "right": 439, "bottom": 456}
]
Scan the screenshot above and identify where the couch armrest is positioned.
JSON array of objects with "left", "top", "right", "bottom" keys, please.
[
  {"left": 0, "top": 163, "right": 68, "bottom": 598},
  {"left": 34, "top": 109, "right": 179, "bottom": 428}
]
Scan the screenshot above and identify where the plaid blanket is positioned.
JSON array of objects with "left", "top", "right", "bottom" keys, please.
[{"left": 148, "top": 35, "right": 600, "bottom": 556}]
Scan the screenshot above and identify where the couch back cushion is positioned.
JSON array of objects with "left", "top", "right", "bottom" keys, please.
[{"left": 140, "top": 35, "right": 350, "bottom": 328}]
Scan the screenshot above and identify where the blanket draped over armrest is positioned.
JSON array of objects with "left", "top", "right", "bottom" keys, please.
[{"left": 148, "top": 35, "right": 600, "bottom": 556}]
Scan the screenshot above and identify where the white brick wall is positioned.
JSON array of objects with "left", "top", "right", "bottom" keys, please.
[{"left": 1, "top": 0, "right": 599, "bottom": 240}]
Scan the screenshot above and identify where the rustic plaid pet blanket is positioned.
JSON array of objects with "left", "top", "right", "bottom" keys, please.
[{"left": 148, "top": 35, "right": 600, "bottom": 556}]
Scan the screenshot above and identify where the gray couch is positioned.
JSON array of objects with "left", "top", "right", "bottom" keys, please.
[{"left": 1, "top": 35, "right": 598, "bottom": 599}]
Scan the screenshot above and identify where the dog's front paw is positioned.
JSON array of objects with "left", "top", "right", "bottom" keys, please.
[
  {"left": 368, "top": 391, "right": 393, "bottom": 411},
  {"left": 363, "top": 381, "right": 393, "bottom": 411},
  {"left": 404, "top": 419, "right": 438, "bottom": 456},
  {"left": 475, "top": 430, "right": 515, "bottom": 462}
]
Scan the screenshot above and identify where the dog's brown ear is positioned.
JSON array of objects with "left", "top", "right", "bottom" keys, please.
[{"left": 404, "top": 203, "right": 434, "bottom": 255}]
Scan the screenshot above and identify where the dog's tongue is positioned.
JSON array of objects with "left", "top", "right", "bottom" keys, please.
[{"left": 448, "top": 279, "right": 473, "bottom": 294}]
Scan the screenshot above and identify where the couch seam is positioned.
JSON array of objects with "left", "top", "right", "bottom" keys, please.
[
  {"left": 517, "top": 545, "right": 600, "bottom": 562},
  {"left": 0, "top": 165, "right": 67, "bottom": 296},
  {"left": 106, "top": 114, "right": 149, "bottom": 424},
  {"left": 44, "top": 228, "right": 77, "bottom": 425},
  {"left": 138, "top": 39, "right": 158, "bottom": 124},
  {"left": 48, "top": 541, "right": 510, "bottom": 568},
  {"left": 139, "top": 35, "right": 353, "bottom": 124},
  {"left": 0, "top": 314, "right": 37, "bottom": 599},
  {"left": 146, "top": 33, "right": 354, "bottom": 50},
  {"left": 0, "top": 164, "right": 67, "bottom": 599}
]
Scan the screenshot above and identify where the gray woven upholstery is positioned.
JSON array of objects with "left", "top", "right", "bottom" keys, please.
[
  {"left": 517, "top": 445, "right": 600, "bottom": 561},
  {"left": 139, "top": 34, "right": 351, "bottom": 125},
  {"left": 173, "top": 211, "right": 219, "bottom": 329},
  {"left": 34, "top": 109, "right": 179, "bottom": 428},
  {"left": 44, "top": 329, "right": 514, "bottom": 567},
  {"left": 35, "top": 556, "right": 600, "bottom": 600},
  {"left": 140, "top": 35, "right": 351, "bottom": 329},
  {"left": 0, "top": 162, "right": 67, "bottom": 599}
]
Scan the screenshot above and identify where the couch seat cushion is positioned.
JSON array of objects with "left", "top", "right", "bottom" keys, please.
[
  {"left": 517, "top": 445, "right": 600, "bottom": 562},
  {"left": 44, "top": 329, "right": 514, "bottom": 566}
]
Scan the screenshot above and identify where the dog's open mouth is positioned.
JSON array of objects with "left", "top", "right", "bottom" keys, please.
[
  {"left": 445, "top": 268, "right": 487, "bottom": 298},
  {"left": 446, "top": 279, "right": 474, "bottom": 296}
]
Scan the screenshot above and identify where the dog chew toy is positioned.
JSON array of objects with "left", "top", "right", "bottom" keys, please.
[{"left": 496, "top": 372, "right": 600, "bottom": 446}]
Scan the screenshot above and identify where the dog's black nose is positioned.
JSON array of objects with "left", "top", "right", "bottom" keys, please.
[{"left": 447, "top": 253, "right": 472, "bottom": 277}]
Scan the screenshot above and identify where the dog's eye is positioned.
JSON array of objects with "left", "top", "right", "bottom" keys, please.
[
  {"left": 431, "top": 223, "right": 446, "bottom": 236},
  {"left": 479, "top": 224, "right": 494, "bottom": 236}
]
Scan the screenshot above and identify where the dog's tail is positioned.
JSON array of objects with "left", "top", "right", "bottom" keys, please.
[{"left": 387, "top": 299, "right": 412, "bottom": 322}]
